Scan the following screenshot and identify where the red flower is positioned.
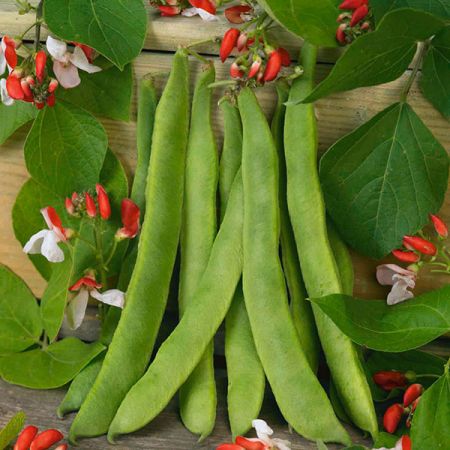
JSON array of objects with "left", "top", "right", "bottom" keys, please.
[
  {"left": 230, "top": 62, "right": 244, "bottom": 79},
  {"left": 188, "top": 0, "right": 216, "bottom": 15},
  {"left": 430, "top": 214, "right": 448, "bottom": 238},
  {"left": 392, "top": 249, "right": 420, "bottom": 263},
  {"left": 336, "top": 23, "right": 348, "bottom": 44},
  {"left": 263, "top": 50, "right": 282, "bottom": 82},
  {"left": 14, "top": 425, "right": 38, "bottom": 450},
  {"left": 2, "top": 36, "right": 17, "bottom": 69},
  {"left": 339, "top": 0, "right": 368, "bottom": 10},
  {"left": 350, "top": 4, "right": 369, "bottom": 26},
  {"left": 96, "top": 183, "right": 111, "bottom": 220},
  {"left": 400, "top": 435, "right": 412, "bottom": 450},
  {"left": 220, "top": 28, "right": 240, "bottom": 62},
  {"left": 225, "top": 4, "right": 252, "bottom": 24},
  {"left": 383, "top": 403, "right": 405, "bottom": 433},
  {"left": 116, "top": 199, "right": 140, "bottom": 239},
  {"left": 278, "top": 47, "right": 291, "bottom": 66},
  {"left": 42, "top": 206, "right": 67, "bottom": 241},
  {"left": 35, "top": 50, "right": 47, "bottom": 84},
  {"left": 29, "top": 429, "right": 64, "bottom": 450},
  {"left": 373, "top": 370, "right": 408, "bottom": 391},
  {"left": 6, "top": 72, "right": 24, "bottom": 100},
  {"left": 235, "top": 436, "right": 267, "bottom": 450},
  {"left": 85, "top": 192, "right": 97, "bottom": 217},
  {"left": 46, "top": 93, "right": 56, "bottom": 107},
  {"left": 158, "top": 5, "right": 181, "bottom": 16},
  {"left": 403, "top": 235, "right": 437, "bottom": 256},
  {"left": 74, "top": 42, "right": 95, "bottom": 63},
  {"left": 216, "top": 445, "right": 245, "bottom": 450},
  {"left": 69, "top": 275, "right": 102, "bottom": 292},
  {"left": 248, "top": 59, "right": 262, "bottom": 79},
  {"left": 403, "top": 383, "right": 423, "bottom": 407}
]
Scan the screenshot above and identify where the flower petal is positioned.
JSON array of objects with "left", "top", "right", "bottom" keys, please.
[
  {"left": 23, "top": 229, "right": 48, "bottom": 254},
  {"left": 0, "top": 78, "right": 14, "bottom": 105},
  {"left": 53, "top": 60, "right": 81, "bottom": 89},
  {"left": 376, "top": 264, "right": 416, "bottom": 286},
  {"left": 66, "top": 288, "right": 89, "bottom": 330},
  {"left": 181, "top": 7, "right": 218, "bottom": 21},
  {"left": 91, "top": 289, "right": 125, "bottom": 309},
  {"left": 272, "top": 438, "right": 292, "bottom": 450},
  {"left": 0, "top": 48, "right": 6, "bottom": 76},
  {"left": 387, "top": 275, "right": 415, "bottom": 305},
  {"left": 41, "top": 230, "right": 65, "bottom": 262},
  {"left": 46, "top": 36, "right": 68, "bottom": 61},
  {"left": 70, "top": 46, "right": 102, "bottom": 74},
  {"left": 252, "top": 419, "right": 274, "bottom": 441}
]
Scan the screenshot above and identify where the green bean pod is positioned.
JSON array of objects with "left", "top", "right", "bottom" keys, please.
[
  {"left": 69, "top": 49, "right": 190, "bottom": 442},
  {"left": 271, "top": 81, "right": 320, "bottom": 373},
  {"left": 178, "top": 63, "right": 218, "bottom": 439},
  {"left": 108, "top": 171, "right": 244, "bottom": 442},
  {"left": 239, "top": 87, "right": 349, "bottom": 445},
  {"left": 220, "top": 99, "right": 265, "bottom": 438},
  {"left": 284, "top": 43, "right": 378, "bottom": 439}
]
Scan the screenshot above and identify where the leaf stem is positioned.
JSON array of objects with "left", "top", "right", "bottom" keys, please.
[
  {"left": 400, "top": 41, "right": 429, "bottom": 102},
  {"left": 35, "top": 0, "right": 43, "bottom": 52}
]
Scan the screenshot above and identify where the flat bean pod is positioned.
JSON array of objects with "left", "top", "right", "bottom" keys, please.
[
  {"left": 69, "top": 49, "right": 190, "bottom": 442},
  {"left": 239, "top": 87, "right": 350, "bottom": 445},
  {"left": 178, "top": 63, "right": 218, "bottom": 439},
  {"left": 284, "top": 43, "right": 378, "bottom": 439},
  {"left": 108, "top": 171, "right": 244, "bottom": 442},
  {"left": 220, "top": 99, "right": 265, "bottom": 438},
  {"left": 271, "top": 81, "right": 320, "bottom": 373}
]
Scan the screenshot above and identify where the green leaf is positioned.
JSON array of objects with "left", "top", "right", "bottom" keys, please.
[
  {"left": 0, "top": 411, "right": 26, "bottom": 450},
  {"left": 256, "top": 0, "right": 339, "bottom": 47},
  {"left": 372, "top": 0, "right": 450, "bottom": 24},
  {"left": 0, "top": 337, "right": 105, "bottom": 389},
  {"left": 319, "top": 102, "right": 449, "bottom": 258},
  {"left": 24, "top": 100, "right": 108, "bottom": 197},
  {"left": 420, "top": 26, "right": 450, "bottom": 119},
  {"left": 316, "top": 441, "right": 328, "bottom": 450},
  {"left": 0, "top": 265, "right": 42, "bottom": 355},
  {"left": 411, "top": 364, "right": 450, "bottom": 449},
  {"left": 310, "top": 286, "right": 450, "bottom": 352},
  {"left": 43, "top": 0, "right": 147, "bottom": 70},
  {"left": 0, "top": 101, "right": 37, "bottom": 145},
  {"left": 57, "top": 63, "right": 133, "bottom": 121},
  {"left": 373, "top": 432, "right": 399, "bottom": 448},
  {"left": 302, "top": 9, "right": 446, "bottom": 103}
]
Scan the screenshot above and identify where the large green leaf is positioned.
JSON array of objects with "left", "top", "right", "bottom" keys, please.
[
  {"left": 420, "top": 26, "right": 450, "bottom": 119},
  {"left": 0, "top": 102, "right": 37, "bottom": 145},
  {"left": 310, "top": 286, "right": 450, "bottom": 352},
  {"left": 0, "top": 265, "right": 42, "bottom": 355},
  {"left": 24, "top": 100, "right": 108, "bottom": 197},
  {"left": 302, "top": 9, "right": 446, "bottom": 103},
  {"left": 256, "top": 0, "right": 339, "bottom": 48},
  {"left": 0, "top": 411, "right": 26, "bottom": 450},
  {"left": 320, "top": 102, "right": 449, "bottom": 258},
  {"left": 372, "top": 0, "right": 450, "bottom": 23},
  {"left": 43, "top": 0, "right": 147, "bottom": 70},
  {"left": 411, "top": 365, "right": 450, "bottom": 449},
  {"left": 57, "top": 63, "right": 133, "bottom": 121},
  {"left": 0, "top": 337, "right": 105, "bottom": 389}
]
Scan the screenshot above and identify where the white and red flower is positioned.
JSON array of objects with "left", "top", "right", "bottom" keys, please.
[
  {"left": 66, "top": 274, "right": 125, "bottom": 329},
  {"left": 46, "top": 36, "right": 101, "bottom": 89},
  {"left": 182, "top": 0, "right": 218, "bottom": 21},
  {"left": 0, "top": 35, "right": 17, "bottom": 75},
  {"left": 116, "top": 199, "right": 140, "bottom": 240},
  {"left": 376, "top": 264, "right": 417, "bottom": 305},
  {"left": 23, "top": 207, "right": 69, "bottom": 263}
]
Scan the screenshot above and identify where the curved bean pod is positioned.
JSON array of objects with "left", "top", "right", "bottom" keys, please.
[
  {"left": 107, "top": 171, "right": 244, "bottom": 442},
  {"left": 220, "top": 99, "right": 265, "bottom": 438},
  {"left": 178, "top": 63, "right": 218, "bottom": 439},
  {"left": 284, "top": 43, "right": 378, "bottom": 439},
  {"left": 239, "top": 87, "right": 349, "bottom": 445},
  {"left": 69, "top": 49, "right": 190, "bottom": 442},
  {"left": 271, "top": 81, "right": 320, "bottom": 372}
]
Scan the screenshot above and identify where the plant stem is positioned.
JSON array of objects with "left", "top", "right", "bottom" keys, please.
[
  {"left": 104, "top": 239, "right": 118, "bottom": 268},
  {"left": 35, "top": 0, "right": 43, "bottom": 52},
  {"left": 400, "top": 41, "right": 429, "bottom": 102},
  {"left": 185, "top": 47, "right": 210, "bottom": 64},
  {"left": 416, "top": 373, "right": 441, "bottom": 379}
]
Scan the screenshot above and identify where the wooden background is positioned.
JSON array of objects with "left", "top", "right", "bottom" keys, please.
[{"left": 0, "top": 3, "right": 449, "bottom": 449}]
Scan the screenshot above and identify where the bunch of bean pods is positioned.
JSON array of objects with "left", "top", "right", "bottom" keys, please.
[{"left": 64, "top": 45, "right": 378, "bottom": 446}]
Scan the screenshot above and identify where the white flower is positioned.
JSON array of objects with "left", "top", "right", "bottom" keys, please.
[
  {"left": 181, "top": 7, "right": 218, "bottom": 21},
  {"left": 0, "top": 40, "right": 6, "bottom": 76},
  {"left": 46, "top": 36, "right": 101, "bottom": 89},
  {"left": 23, "top": 207, "right": 67, "bottom": 263},
  {"left": 66, "top": 276, "right": 125, "bottom": 330},
  {"left": 0, "top": 78, "right": 13, "bottom": 106},
  {"left": 376, "top": 264, "right": 417, "bottom": 305},
  {"left": 251, "top": 419, "right": 291, "bottom": 450}
]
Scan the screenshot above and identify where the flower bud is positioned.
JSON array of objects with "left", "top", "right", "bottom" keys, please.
[
  {"left": 278, "top": 47, "right": 291, "bottom": 66},
  {"left": 116, "top": 198, "right": 140, "bottom": 240},
  {"left": 236, "top": 32, "right": 248, "bottom": 52},
  {"left": 430, "top": 214, "right": 448, "bottom": 238},
  {"left": 263, "top": 50, "right": 282, "bottom": 82},
  {"left": 85, "top": 192, "right": 97, "bottom": 217},
  {"left": 360, "top": 21, "right": 371, "bottom": 31},
  {"left": 248, "top": 58, "right": 262, "bottom": 78},
  {"left": 402, "top": 235, "right": 437, "bottom": 256},
  {"left": 65, "top": 197, "right": 75, "bottom": 215},
  {"left": 373, "top": 370, "right": 408, "bottom": 391},
  {"left": 46, "top": 93, "right": 56, "bottom": 107},
  {"left": 399, "top": 435, "right": 412, "bottom": 450},
  {"left": 230, "top": 62, "right": 244, "bottom": 79},
  {"left": 225, "top": 4, "right": 253, "bottom": 24},
  {"left": 235, "top": 436, "right": 266, "bottom": 450},
  {"left": 383, "top": 403, "right": 405, "bottom": 433},
  {"left": 216, "top": 445, "right": 245, "bottom": 450},
  {"left": 20, "top": 78, "right": 33, "bottom": 97},
  {"left": 14, "top": 425, "right": 38, "bottom": 450},
  {"left": 403, "top": 383, "right": 423, "bottom": 407},
  {"left": 96, "top": 183, "right": 111, "bottom": 220},
  {"left": 339, "top": 0, "right": 367, "bottom": 10},
  {"left": 220, "top": 28, "right": 240, "bottom": 62},
  {"left": 48, "top": 78, "right": 59, "bottom": 93},
  {"left": 336, "top": 23, "right": 348, "bottom": 44},
  {"left": 35, "top": 50, "right": 47, "bottom": 84},
  {"left": 29, "top": 429, "right": 64, "bottom": 450},
  {"left": 392, "top": 249, "right": 420, "bottom": 263},
  {"left": 350, "top": 4, "right": 369, "bottom": 26},
  {"left": 158, "top": 5, "right": 181, "bottom": 16}
]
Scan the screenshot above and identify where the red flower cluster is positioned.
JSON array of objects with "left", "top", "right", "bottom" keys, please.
[
  {"left": 150, "top": 0, "right": 216, "bottom": 17},
  {"left": 220, "top": 28, "right": 290, "bottom": 83},
  {"left": 335, "top": 0, "right": 372, "bottom": 45},
  {"left": 14, "top": 425, "right": 66, "bottom": 450}
]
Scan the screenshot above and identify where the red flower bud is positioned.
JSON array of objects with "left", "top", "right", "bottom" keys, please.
[
  {"left": 220, "top": 28, "right": 240, "bottom": 62},
  {"left": 3, "top": 36, "right": 17, "bottom": 69},
  {"left": 20, "top": 78, "right": 33, "bottom": 97},
  {"left": 373, "top": 370, "right": 408, "bottom": 391},
  {"left": 46, "top": 93, "right": 56, "bottom": 107},
  {"left": 35, "top": 101, "right": 45, "bottom": 110},
  {"left": 65, "top": 197, "right": 75, "bottom": 215},
  {"left": 403, "top": 383, "right": 423, "bottom": 407},
  {"left": 339, "top": 0, "right": 367, "bottom": 10},
  {"left": 278, "top": 47, "right": 291, "bottom": 66},
  {"left": 383, "top": 403, "right": 405, "bottom": 433},
  {"left": 350, "top": 4, "right": 369, "bottom": 27},
  {"left": 336, "top": 23, "right": 348, "bottom": 44},
  {"left": 14, "top": 425, "right": 39, "bottom": 450},
  {"left": 263, "top": 50, "right": 282, "bottom": 82},
  {"left": 96, "top": 183, "right": 111, "bottom": 220},
  {"left": 237, "top": 33, "right": 248, "bottom": 52},
  {"left": 35, "top": 50, "right": 47, "bottom": 84},
  {"left": 29, "top": 429, "right": 64, "bottom": 450},
  {"left": 216, "top": 445, "right": 245, "bottom": 450},
  {"left": 188, "top": 0, "right": 216, "bottom": 15},
  {"left": 6, "top": 73, "right": 24, "bottom": 100},
  {"left": 248, "top": 59, "right": 262, "bottom": 78},
  {"left": 48, "top": 78, "right": 59, "bottom": 93},
  {"left": 225, "top": 4, "right": 253, "bottom": 24},
  {"left": 158, "top": 5, "right": 181, "bottom": 16},
  {"left": 116, "top": 199, "right": 140, "bottom": 239},
  {"left": 54, "top": 445, "right": 68, "bottom": 450},
  {"left": 392, "top": 249, "right": 420, "bottom": 263},
  {"left": 360, "top": 21, "right": 371, "bottom": 30},
  {"left": 430, "top": 214, "right": 448, "bottom": 238},
  {"left": 85, "top": 192, "right": 97, "bottom": 217},
  {"left": 235, "top": 436, "right": 266, "bottom": 450},
  {"left": 403, "top": 235, "right": 437, "bottom": 256},
  {"left": 400, "top": 435, "right": 412, "bottom": 450},
  {"left": 230, "top": 61, "right": 244, "bottom": 79}
]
